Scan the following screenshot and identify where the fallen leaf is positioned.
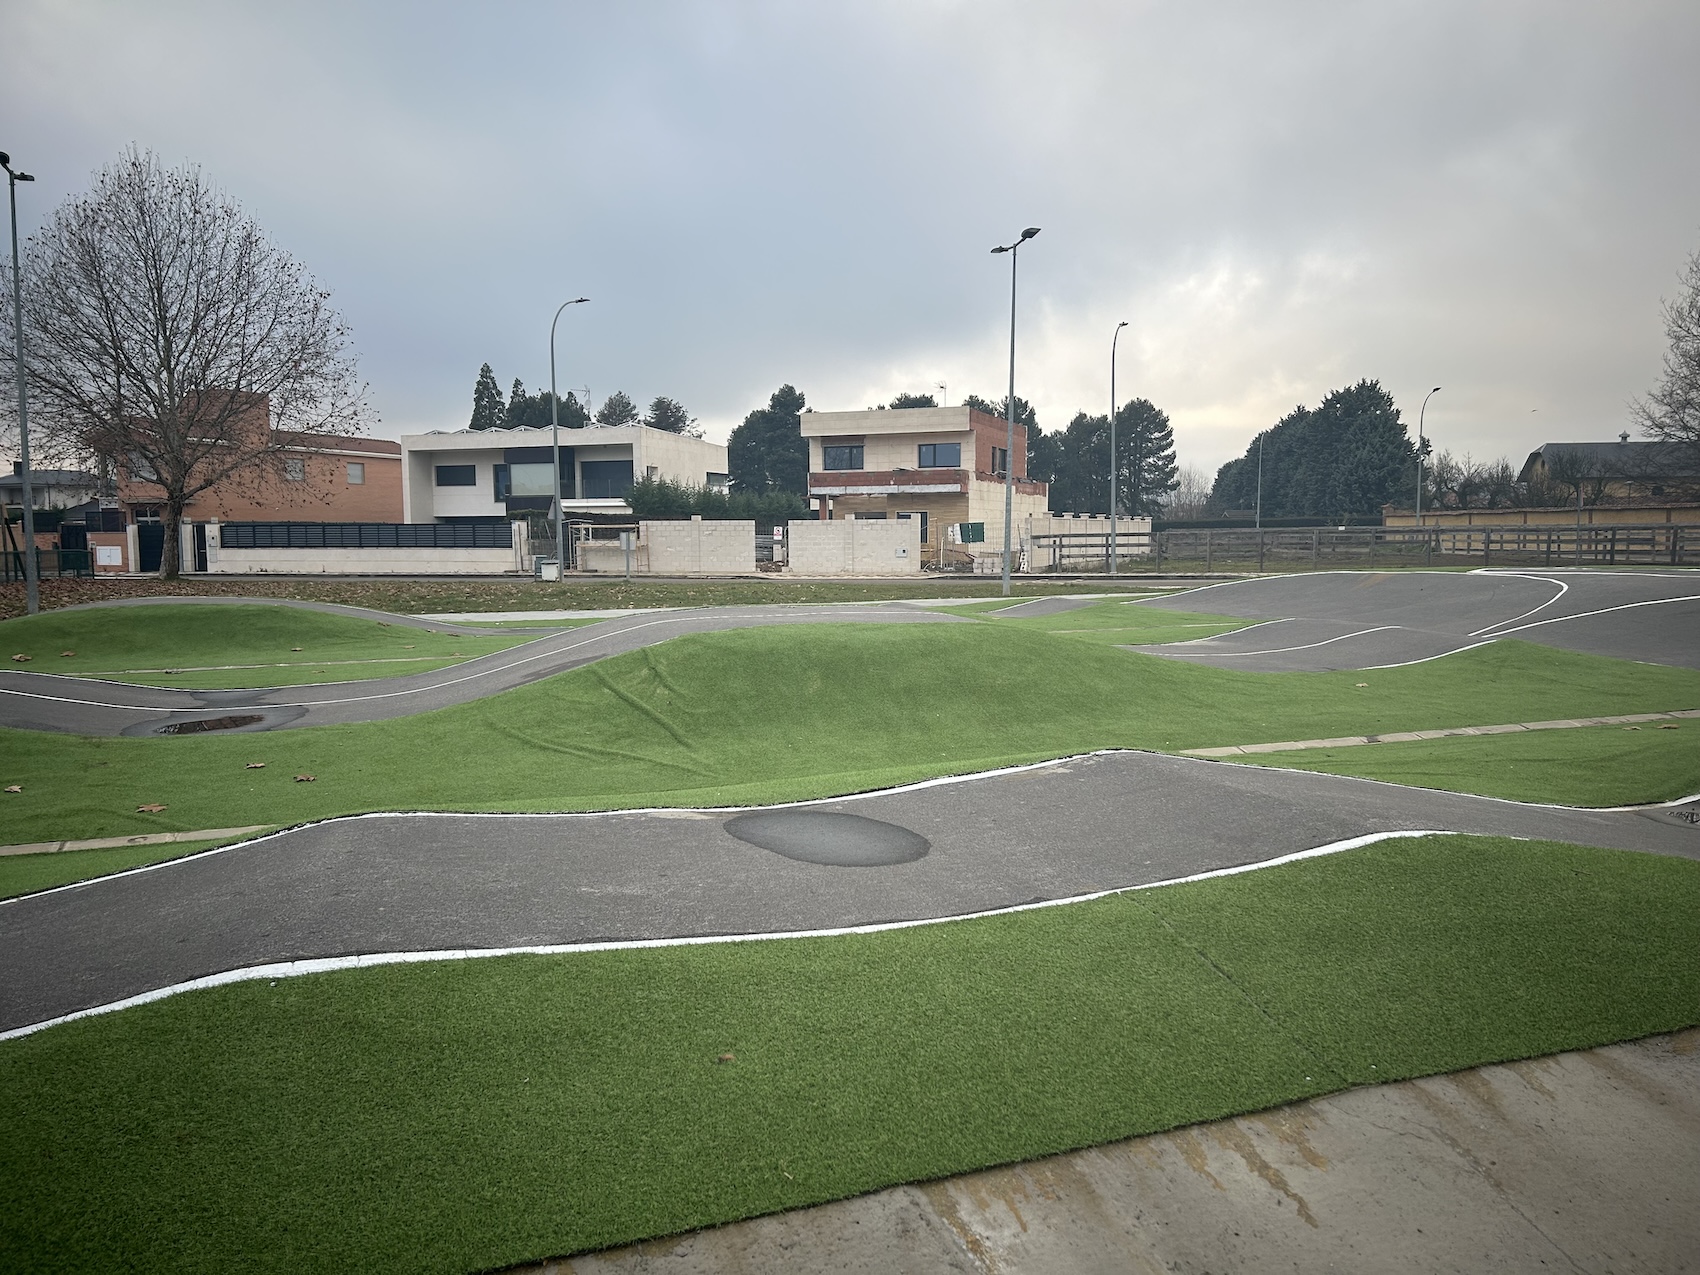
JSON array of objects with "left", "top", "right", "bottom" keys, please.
[
  {"left": 377, "top": 622, "right": 391, "bottom": 627},
  {"left": 291, "top": 647, "right": 304, "bottom": 652},
  {"left": 4, "top": 785, "right": 21, "bottom": 793},
  {"left": 60, "top": 651, "right": 76, "bottom": 657},
  {"left": 716, "top": 1053, "right": 736, "bottom": 1064},
  {"left": 1659, "top": 723, "right": 1680, "bottom": 730},
  {"left": 137, "top": 803, "right": 167, "bottom": 813},
  {"left": 1624, "top": 726, "right": 1642, "bottom": 731},
  {"left": 10, "top": 653, "right": 31, "bottom": 662},
  {"left": 294, "top": 774, "right": 316, "bottom": 782},
  {"left": 245, "top": 762, "right": 266, "bottom": 769},
  {"left": 1355, "top": 683, "right": 1368, "bottom": 688},
  {"left": 450, "top": 652, "right": 464, "bottom": 657},
  {"left": 403, "top": 644, "right": 415, "bottom": 649}
]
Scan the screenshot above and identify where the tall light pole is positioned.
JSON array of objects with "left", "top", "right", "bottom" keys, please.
[
  {"left": 2, "top": 152, "right": 39, "bottom": 615},
  {"left": 1254, "top": 433, "right": 1264, "bottom": 531},
  {"left": 549, "top": 297, "right": 590, "bottom": 575},
  {"left": 990, "top": 227, "right": 1039, "bottom": 597},
  {"left": 1109, "top": 320, "right": 1128, "bottom": 575},
  {"left": 1414, "top": 385, "right": 1440, "bottom": 523}
]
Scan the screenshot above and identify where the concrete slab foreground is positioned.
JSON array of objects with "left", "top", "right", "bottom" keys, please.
[{"left": 531, "top": 1028, "right": 1700, "bottom": 1274}]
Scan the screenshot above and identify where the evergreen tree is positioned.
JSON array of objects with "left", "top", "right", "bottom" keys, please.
[
  {"left": 595, "top": 390, "right": 640, "bottom": 427},
  {"left": 1115, "top": 397, "right": 1179, "bottom": 517},
  {"left": 888, "top": 392, "right": 937, "bottom": 409},
  {"left": 1210, "top": 380, "right": 1414, "bottom": 521},
  {"left": 469, "top": 363, "right": 504, "bottom": 431},
  {"left": 506, "top": 378, "right": 529, "bottom": 428},
  {"left": 728, "top": 384, "right": 809, "bottom": 494},
  {"left": 643, "top": 395, "right": 699, "bottom": 435},
  {"left": 500, "top": 379, "right": 588, "bottom": 429}
]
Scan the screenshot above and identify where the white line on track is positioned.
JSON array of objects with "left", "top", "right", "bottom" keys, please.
[
  {"left": 1360, "top": 639, "right": 1501, "bottom": 669},
  {"left": 1472, "top": 593, "right": 1700, "bottom": 638},
  {"left": 1156, "top": 625, "right": 1402, "bottom": 657},
  {"left": 0, "top": 828, "right": 1454, "bottom": 1044},
  {"left": 1464, "top": 571, "right": 1568, "bottom": 635}
]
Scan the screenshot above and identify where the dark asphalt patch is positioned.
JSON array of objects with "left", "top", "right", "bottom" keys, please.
[{"left": 722, "top": 810, "right": 930, "bottom": 866}]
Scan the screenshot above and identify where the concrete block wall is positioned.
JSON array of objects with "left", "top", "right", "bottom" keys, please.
[
  {"left": 787, "top": 517, "right": 923, "bottom": 575},
  {"left": 642, "top": 518, "right": 756, "bottom": 574}
]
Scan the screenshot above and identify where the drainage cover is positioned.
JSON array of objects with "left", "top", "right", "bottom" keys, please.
[
  {"left": 157, "top": 714, "right": 265, "bottom": 735},
  {"left": 723, "top": 810, "right": 929, "bottom": 867}
]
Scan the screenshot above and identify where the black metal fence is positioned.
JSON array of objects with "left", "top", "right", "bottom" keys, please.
[
  {"left": 1028, "top": 523, "right": 1699, "bottom": 573},
  {"left": 218, "top": 522, "right": 514, "bottom": 550},
  {"left": 2, "top": 548, "right": 93, "bottom": 581}
]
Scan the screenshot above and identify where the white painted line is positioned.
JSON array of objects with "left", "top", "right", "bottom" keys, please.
[
  {"left": 1360, "top": 639, "right": 1501, "bottom": 669},
  {"left": 0, "top": 829, "right": 1454, "bottom": 1044},
  {"left": 1473, "top": 593, "right": 1700, "bottom": 638},
  {"left": 1158, "top": 625, "right": 1402, "bottom": 657},
  {"left": 1463, "top": 572, "right": 1569, "bottom": 636}
]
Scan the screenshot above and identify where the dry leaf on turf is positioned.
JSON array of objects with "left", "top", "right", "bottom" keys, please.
[
  {"left": 1355, "top": 683, "right": 1368, "bottom": 688},
  {"left": 10, "top": 653, "right": 30, "bottom": 662},
  {"left": 4, "top": 785, "right": 21, "bottom": 793},
  {"left": 137, "top": 803, "right": 167, "bottom": 813},
  {"left": 1660, "top": 724, "right": 1680, "bottom": 729},
  {"left": 245, "top": 762, "right": 266, "bottom": 769},
  {"left": 291, "top": 647, "right": 303, "bottom": 652},
  {"left": 294, "top": 774, "right": 316, "bottom": 783},
  {"left": 716, "top": 1053, "right": 736, "bottom": 1064},
  {"left": 60, "top": 651, "right": 75, "bottom": 657}
]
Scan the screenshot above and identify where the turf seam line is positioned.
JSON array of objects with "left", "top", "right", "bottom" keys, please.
[{"left": 0, "top": 829, "right": 1452, "bottom": 1044}]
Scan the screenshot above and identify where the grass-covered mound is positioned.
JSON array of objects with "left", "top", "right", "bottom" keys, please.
[
  {"left": 3, "top": 625, "right": 1698, "bottom": 845},
  {"left": 2, "top": 835, "right": 1695, "bottom": 1273},
  {"left": 0, "top": 604, "right": 532, "bottom": 689}
]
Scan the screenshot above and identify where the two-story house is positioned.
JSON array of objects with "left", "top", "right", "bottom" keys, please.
[{"left": 801, "top": 405, "right": 1049, "bottom": 555}]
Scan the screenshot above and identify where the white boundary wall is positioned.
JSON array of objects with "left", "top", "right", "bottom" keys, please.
[
  {"left": 577, "top": 518, "right": 756, "bottom": 575},
  {"left": 787, "top": 518, "right": 922, "bottom": 575}
]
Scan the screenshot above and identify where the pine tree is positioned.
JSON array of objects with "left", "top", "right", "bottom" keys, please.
[
  {"left": 728, "top": 385, "right": 809, "bottom": 494},
  {"left": 643, "top": 396, "right": 699, "bottom": 435},
  {"left": 469, "top": 363, "right": 504, "bottom": 431},
  {"left": 1115, "top": 398, "right": 1179, "bottom": 517},
  {"left": 595, "top": 390, "right": 640, "bottom": 427},
  {"left": 506, "top": 379, "right": 529, "bottom": 429}
]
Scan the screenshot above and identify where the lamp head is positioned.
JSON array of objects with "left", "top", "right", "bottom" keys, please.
[
  {"left": 1117, "top": 320, "right": 1129, "bottom": 329},
  {"left": 1431, "top": 385, "right": 1441, "bottom": 393},
  {"left": 575, "top": 297, "right": 589, "bottom": 304},
  {"left": 990, "top": 244, "right": 1009, "bottom": 254},
  {"left": 1020, "top": 227, "right": 1040, "bottom": 240}
]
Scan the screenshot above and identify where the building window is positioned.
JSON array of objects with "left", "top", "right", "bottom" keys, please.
[
  {"left": 435, "top": 464, "right": 477, "bottom": 487},
  {"left": 493, "top": 464, "right": 511, "bottom": 501},
  {"left": 346, "top": 462, "right": 365, "bottom": 485},
  {"left": 823, "top": 444, "right": 864, "bottom": 471},
  {"left": 990, "top": 446, "right": 1009, "bottom": 476},
  {"left": 898, "top": 511, "right": 930, "bottom": 542},
  {"left": 127, "top": 452, "right": 158, "bottom": 482},
  {"left": 283, "top": 457, "right": 307, "bottom": 482},
  {"left": 581, "top": 459, "right": 635, "bottom": 500},
  {"left": 917, "top": 443, "right": 960, "bottom": 468}
]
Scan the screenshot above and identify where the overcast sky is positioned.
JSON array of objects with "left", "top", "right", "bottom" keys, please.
[{"left": 7, "top": 0, "right": 1698, "bottom": 474}]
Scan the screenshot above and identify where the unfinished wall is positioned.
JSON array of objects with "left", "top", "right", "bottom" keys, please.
[
  {"left": 787, "top": 517, "right": 923, "bottom": 575},
  {"left": 643, "top": 518, "right": 755, "bottom": 573}
]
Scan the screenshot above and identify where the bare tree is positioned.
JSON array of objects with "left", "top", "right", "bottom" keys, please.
[
  {"left": 10, "top": 148, "right": 367, "bottom": 577},
  {"left": 1632, "top": 246, "right": 1700, "bottom": 464},
  {"left": 1166, "top": 463, "right": 1214, "bottom": 518}
]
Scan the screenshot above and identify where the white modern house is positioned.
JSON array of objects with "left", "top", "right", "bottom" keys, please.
[{"left": 400, "top": 425, "right": 729, "bottom": 524}]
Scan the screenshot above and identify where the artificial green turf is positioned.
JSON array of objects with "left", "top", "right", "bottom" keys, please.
[
  {"left": 2, "top": 835, "right": 1694, "bottom": 1273},
  {"left": 969, "top": 596, "right": 1255, "bottom": 645},
  {"left": 1234, "top": 722, "right": 1700, "bottom": 806},
  {"left": 0, "top": 838, "right": 241, "bottom": 900},
  {"left": 1, "top": 605, "right": 531, "bottom": 688},
  {"left": 4, "top": 626, "right": 1699, "bottom": 845}
]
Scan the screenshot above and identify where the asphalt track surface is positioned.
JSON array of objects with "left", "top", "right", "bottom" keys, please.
[
  {"left": 0, "top": 600, "right": 970, "bottom": 736},
  {"left": 4, "top": 750, "right": 1697, "bottom": 1035},
  {"left": 1126, "top": 568, "right": 1700, "bottom": 671}
]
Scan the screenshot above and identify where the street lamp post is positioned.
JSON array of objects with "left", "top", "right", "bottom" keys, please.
[
  {"left": 548, "top": 297, "right": 590, "bottom": 576},
  {"left": 1414, "top": 386, "right": 1440, "bottom": 523},
  {"left": 1254, "top": 434, "right": 1264, "bottom": 530},
  {"left": 2, "top": 151, "right": 39, "bottom": 615},
  {"left": 990, "top": 227, "right": 1039, "bottom": 597},
  {"left": 1109, "top": 320, "right": 1128, "bottom": 575}
]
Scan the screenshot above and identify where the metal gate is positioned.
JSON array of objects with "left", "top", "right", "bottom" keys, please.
[{"left": 137, "top": 524, "right": 165, "bottom": 573}]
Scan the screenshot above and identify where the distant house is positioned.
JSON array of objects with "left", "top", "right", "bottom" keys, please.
[
  {"left": 1518, "top": 437, "right": 1698, "bottom": 503},
  {"left": 800, "top": 405, "right": 1049, "bottom": 555},
  {"left": 399, "top": 425, "right": 729, "bottom": 524},
  {"left": 116, "top": 393, "right": 402, "bottom": 525},
  {"left": 1, "top": 463, "right": 100, "bottom": 516}
]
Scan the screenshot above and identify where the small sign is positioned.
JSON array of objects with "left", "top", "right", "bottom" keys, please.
[{"left": 959, "top": 522, "right": 986, "bottom": 544}]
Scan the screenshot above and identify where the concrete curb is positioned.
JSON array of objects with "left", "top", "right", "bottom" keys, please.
[{"left": 1181, "top": 708, "right": 1700, "bottom": 757}]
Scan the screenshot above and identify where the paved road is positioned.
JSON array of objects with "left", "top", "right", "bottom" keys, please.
[
  {"left": 0, "top": 602, "right": 969, "bottom": 736},
  {"left": 1126, "top": 569, "right": 1700, "bottom": 670},
  {"left": 3, "top": 751, "right": 1695, "bottom": 1035}
]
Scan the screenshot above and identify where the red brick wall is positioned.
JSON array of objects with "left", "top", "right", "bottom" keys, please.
[{"left": 968, "top": 408, "right": 1028, "bottom": 479}]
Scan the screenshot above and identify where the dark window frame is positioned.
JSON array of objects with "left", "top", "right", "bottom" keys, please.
[
  {"left": 917, "top": 442, "right": 961, "bottom": 468},
  {"left": 434, "top": 464, "right": 477, "bottom": 487},
  {"left": 822, "top": 444, "right": 865, "bottom": 471}
]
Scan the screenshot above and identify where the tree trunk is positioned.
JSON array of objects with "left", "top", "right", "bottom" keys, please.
[{"left": 159, "top": 499, "right": 185, "bottom": 579}]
